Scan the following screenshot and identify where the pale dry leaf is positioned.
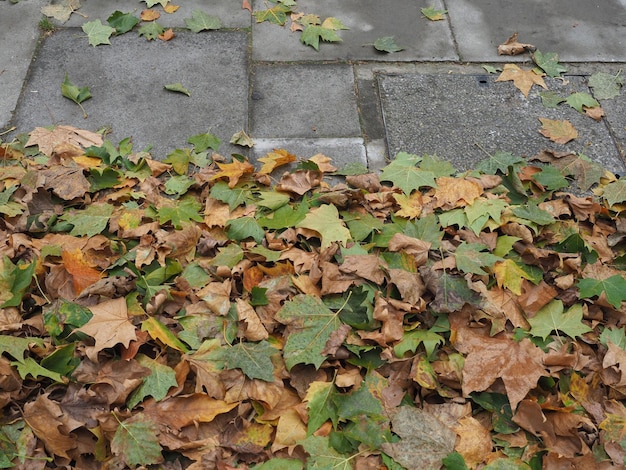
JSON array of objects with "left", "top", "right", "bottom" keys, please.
[{"left": 497, "top": 32, "right": 536, "bottom": 55}]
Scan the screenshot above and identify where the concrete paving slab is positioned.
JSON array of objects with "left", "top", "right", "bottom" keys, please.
[
  {"left": 10, "top": 29, "right": 248, "bottom": 159},
  {"left": 0, "top": 0, "right": 47, "bottom": 131},
  {"left": 599, "top": 90, "right": 626, "bottom": 165},
  {"left": 251, "top": 0, "right": 456, "bottom": 62},
  {"left": 48, "top": 0, "right": 251, "bottom": 29},
  {"left": 378, "top": 73, "right": 626, "bottom": 174},
  {"left": 250, "top": 64, "right": 360, "bottom": 139},
  {"left": 446, "top": 0, "right": 626, "bottom": 62}
]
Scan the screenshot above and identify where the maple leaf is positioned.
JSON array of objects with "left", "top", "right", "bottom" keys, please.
[
  {"left": 379, "top": 152, "right": 437, "bottom": 194},
  {"left": 589, "top": 71, "right": 624, "bottom": 100},
  {"left": 578, "top": 274, "right": 626, "bottom": 309},
  {"left": 253, "top": 4, "right": 292, "bottom": 25},
  {"left": 127, "top": 354, "right": 177, "bottom": 409},
  {"left": 82, "top": 19, "right": 115, "bottom": 47},
  {"left": 258, "top": 148, "right": 297, "bottom": 174},
  {"left": 493, "top": 259, "right": 534, "bottom": 295},
  {"left": 276, "top": 294, "right": 342, "bottom": 370},
  {"left": 374, "top": 36, "right": 403, "bottom": 53},
  {"left": 61, "top": 74, "right": 92, "bottom": 119},
  {"left": 61, "top": 248, "right": 102, "bottom": 295},
  {"left": 300, "top": 436, "right": 353, "bottom": 470},
  {"left": 538, "top": 117, "right": 578, "bottom": 144},
  {"left": 565, "top": 92, "right": 599, "bottom": 112},
  {"left": 26, "top": 125, "right": 103, "bottom": 157},
  {"left": 107, "top": 11, "right": 140, "bottom": 34},
  {"left": 143, "top": 0, "right": 169, "bottom": 7},
  {"left": 393, "top": 191, "right": 423, "bottom": 219},
  {"left": 77, "top": 297, "right": 137, "bottom": 361},
  {"left": 296, "top": 204, "right": 351, "bottom": 250},
  {"left": 421, "top": 6, "right": 448, "bottom": 21},
  {"left": 496, "top": 64, "right": 547, "bottom": 97},
  {"left": 216, "top": 340, "right": 276, "bottom": 382},
  {"left": 41, "top": 0, "right": 81, "bottom": 23},
  {"left": 497, "top": 32, "right": 536, "bottom": 55},
  {"left": 138, "top": 22, "right": 165, "bottom": 40},
  {"left": 300, "top": 17, "right": 348, "bottom": 51},
  {"left": 527, "top": 300, "right": 592, "bottom": 340},
  {"left": 210, "top": 159, "right": 255, "bottom": 188},
  {"left": 185, "top": 10, "right": 222, "bottom": 33},
  {"left": 111, "top": 414, "right": 162, "bottom": 467},
  {"left": 156, "top": 195, "right": 203, "bottom": 229},
  {"left": 532, "top": 50, "right": 567, "bottom": 77},
  {"left": 602, "top": 179, "right": 626, "bottom": 206},
  {"left": 454, "top": 242, "right": 502, "bottom": 275},
  {"left": 60, "top": 203, "right": 114, "bottom": 237}
]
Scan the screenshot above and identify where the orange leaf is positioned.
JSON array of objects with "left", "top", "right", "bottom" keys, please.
[
  {"left": 159, "top": 28, "right": 175, "bottom": 41},
  {"left": 143, "top": 394, "right": 238, "bottom": 430},
  {"left": 242, "top": 0, "right": 252, "bottom": 12},
  {"left": 141, "top": 9, "right": 160, "bottom": 21},
  {"left": 584, "top": 105, "right": 605, "bottom": 121},
  {"left": 61, "top": 248, "right": 102, "bottom": 295},
  {"left": 496, "top": 63, "right": 547, "bottom": 97},
  {"left": 538, "top": 118, "right": 578, "bottom": 144},
  {"left": 433, "top": 176, "right": 483, "bottom": 210},
  {"left": 258, "top": 148, "right": 296, "bottom": 174},
  {"left": 164, "top": 4, "right": 180, "bottom": 13},
  {"left": 210, "top": 159, "right": 255, "bottom": 188}
]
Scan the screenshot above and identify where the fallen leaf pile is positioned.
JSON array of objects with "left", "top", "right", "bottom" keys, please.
[{"left": 0, "top": 126, "right": 626, "bottom": 469}]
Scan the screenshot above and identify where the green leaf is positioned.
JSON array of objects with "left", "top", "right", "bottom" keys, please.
[
  {"left": 419, "top": 154, "right": 456, "bottom": 177},
  {"left": 276, "top": 294, "right": 342, "bottom": 370},
  {"left": 539, "top": 91, "right": 566, "bottom": 108},
  {"left": 565, "top": 92, "right": 599, "bottom": 112},
  {"left": 82, "top": 19, "right": 115, "bottom": 46},
  {"left": 111, "top": 414, "right": 162, "bottom": 467},
  {"left": 164, "top": 147, "right": 209, "bottom": 175},
  {"left": 252, "top": 459, "right": 303, "bottom": 470},
  {"left": 470, "top": 392, "right": 518, "bottom": 434},
  {"left": 300, "top": 435, "right": 353, "bottom": 470},
  {"left": 185, "top": 10, "right": 222, "bottom": 33},
  {"left": 0, "top": 335, "right": 44, "bottom": 363},
  {"left": 253, "top": 4, "right": 292, "bottom": 25},
  {"left": 156, "top": 196, "right": 203, "bottom": 229},
  {"left": 138, "top": 21, "right": 164, "bottom": 40},
  {"left": 226, "top": 216, "right": 265, "bottom": 243},
  {"left": 430, "top": 272, "right": 481, "bottom": 313},
  {"left": 89, "top": 167, "right": 122, "bottom": 191},
  {"left": 43, "top": 300, "right": 92, "bottom": 341},
  {"left": 127, "top": 354, "right": 178, "bottom": 409},
  {"left": 454, "top": 242, "right": 502, "bottom": 275},
  {"left": 210, "top": 181, "right": 250, "bottom": 210},
  {"left": 164, "top": 83, "right": 191, "bottom": 97},
  {"left": 143, "top": 0, "right": 169, "bottom": 6},
  {"left": 511, "top": 203, "right": 555, "bottom": 226},
  {"left": 0, "top": 257, "right": 35, "bottom": 308},
  {"left": 374, "top": 36, "right": 403, "bottom": 53},
  {"left": 11, "top": 357, "right": 64, "bottom": 382},
  {"left": 188, "top": 132, "right": 221, "bottom": 152},
  {"left": 602, "top": 179, "right": 626, "bottom": 206},
  {"left": 343, "top": 210, "right": 385, "bottom": 242},
  {"left": 394, "top": 329, "right": 445, "bottom": 358},
  {"left": 380, "top": 152, "right": 437, "bottom": 194},
  {"left": 0, "top": 185, "right": 23, "bottom": 217},
  {"left": 421, "top": 5, "right": 448, "bottom": 20},
  {"left": 61, "top": 73, "right": 92, "bottom": 105},
  {"left": 532, "top": 50, "right": 567, "bottom": 77},
  {"left": 476, "top": 151, "right": 523, "bottom": 174},
  {"left": 211, "top": 243, "right": 244, "bottom": 268},
  {"left": 258, "top": 199, "right": 308, "bottom": 229},
  {"left": 600, "top": 327, "right": 626, "bottom": 349},
  {"left": 107, "top": 11, "right": 139, "bottom": 34},
  {"left": 217, "top": 341, "right": 276, "bottom": 382},
  {"left": 300, "top": 17, "right": 348, "bottom": 50},
  {"left": 482, "top": 65, "right": 501, "bottom": 74},
  {"left": 533, "top": 165, "right": 569, "bottom": 191},
  {"left": 296, "top": 204, "right": 351, "bottom": 250},
  {"left": 163, "top": 174, "right": 194, "bottom": 196},
  {"left": 305, "top": 381, "right": 340, "bottom": 433},
  {"left": 578, "top": 274, "right": 626, "bottom": 309},
  {"left": 442, "top": 451, "right": 470, "bottom": 470},
  {"left": 588, "top": 71, "right": 624, "bottom": 100},
  {"left": 248, "top": 245, "right": 282, "bottom": 263},
  {"left": 405, "top": 213, "right": 444, "bottom": 250},
  {"left": 528, "top": 300, "right": 592, "bottom": 340},
  {"left": 40, "top": 343, "right": 79, "bottom": 377},
  {"left": 61, "top": 203, "right": 114, "bottom": 237}
]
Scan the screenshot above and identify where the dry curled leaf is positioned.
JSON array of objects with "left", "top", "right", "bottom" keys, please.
[{"left": 497, "top": 32, "right": 536, "bottom": 55}]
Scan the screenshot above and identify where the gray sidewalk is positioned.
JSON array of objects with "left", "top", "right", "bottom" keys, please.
[{"left": 1, "top": 0, "right": 625, "bottom": 174}]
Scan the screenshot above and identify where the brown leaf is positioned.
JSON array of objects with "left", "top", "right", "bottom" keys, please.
[
  {"left": 25, "top": 125, "right": 103, "bottom": 157},
  {"left": 141, "top": 9, "right": 160, "bottom": 21},
  {"left": 236, "top": 298, "right": 269, "bottom": 341},
  {"left": 77, "top": 297, "right": 137, "bottom": 362},
  {"left": 159, "top": 28, "right": 175, "bottom": 41},
  {"left": 308, "top": 153, "right": 337, "bottom": 173},
  {"left": 276, "top": 170, "right": 322, "bottom": 195},
  {"left": 373, "top": 294, "right": 405, "bottom": 345},
  {"left": 210, "top": 160, "right": 255, "bottom": 188},
  {"left": 388, "top": 268, "right": 426, "bottom": 306},
  {"left": 271, "top": 408, "right": 307, "bottom": 453},
  {"left": 339, "top": 254, "right": 387, "bottom": 284},
  {"left": 432, "top": 176, "right": 483, "bottom": 210},
  {"left": 584, "top": 105, "right": 605, "bottom": 121},
  {"left": 42, "top": 165, "right": 90, "bottom": 200},
  {"left": 321, "top": 324, "right": 351, "bottom": 356},
  {"left": 517, "top": 280, "right": 558, "bottom": 316},
  {"left": 538, "top": 118, "right": 578, "bottom": 144},
  {"left": 388, "top": 233, "right": 430, "bottom": 266},
  {"left": 497, "top": 32, "right": 536, "bottom": 55},
  {"left": 142, "top": 393, "right": 239, "bottom": 431},
  {"left": 61, "top": 248, "right": 102, "bottom": 295},
  {"left": 496, "top": 64, "right": 547, "bottom": 97},
  {"left": 453, "top": 416, "right": 493, "bottom": 467},
  {"left": 23, "top": 394, "right": 78, "bottom": 459},
  {"left": 242, "top": 0, "right": 252, "bottom": 12}
]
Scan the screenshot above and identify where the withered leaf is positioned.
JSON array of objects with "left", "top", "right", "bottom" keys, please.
[
  {"left": 496, "top": 64, "right": 547, "bottom": 97},
  {"left": 497, "top": 32, "right": 536, "bottom": 55}
]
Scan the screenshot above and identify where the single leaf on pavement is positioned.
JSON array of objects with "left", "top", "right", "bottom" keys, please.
[
  {"left": 578, "top": 274, "right": 626, "bottom": 309},
  {"left": 253, "top": 4, "right": 292, "bottom": 25},
  {"left": 61, "top": 74, "right": 92, "bottom": 118},
  {"left": 230, "top": 130, "right": 254, "bottom": 147},
  {"left": 111, "top": 414, "right": 162, "bottom": 467},
  {"left": 276, "top": 294, "right": 342, "bottom": 370},
  {"left": 539, "top": 91, "right": 566, "bottom": 108},
  {"left": 496, "top": 64, "right": 547, "bottom": 97},
  {"left": 77, "top": 298, "right": 137, "bottom": 361},
  {"left": 296, "top": 204, "right": 351, "bottom": 250},
  {"left": 107, "top": 11, "right": 140, "bottom": 34},
  {"left": 527, "top": 299, "right": 592, "bottom": 340},
  {"left": 565, "top": 92, "right": 599, "bottom": 113},
  {"left": 421, "top": 6, "right": 448, "bottom": 21},
  {"left": 374, "top": 36, "right": 403, "bottom": 53},
  {"left": 588, "top": 71, "right": 624, "bottom": 100},
  {"left": 164, "top": 82, "right": 191, "bottom": 96},
  {"left": 538, "top": 118, "right": 578, "bottom": 144},
  {"left": 82, "top": 19, "right": 115, "bottom": 47},
  {"left": 497, "top": 32, "right": 535, "bottom": 55},
  {"left": 381, "top": 407, "right": 456, "bottom": 470},
  {"left": 185, "top": 10, "right": 222, "bottom": 33},
  {"left": 532, "top": 50, "right": 567, "bottom": 77},
  {"left": 41, "top": 0, "right": 82, "bottom": 23},
  {"left": 300, "top": 16, "right": 348, "bottom": 51},
  {"left": 138, "top": 21, "right": 165, "bottom": 40}
]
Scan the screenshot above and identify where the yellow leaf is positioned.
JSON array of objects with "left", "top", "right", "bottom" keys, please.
[
  {"left": 393, "top": 191, "right": 423, "bottom": 219},
  {"left": 164, "top": 4, "right": 179, "bottom": 13},
  {"left": 271, "top": 408, "right": 307, "bottom": 452},
  {"left": 538, "top": 118, "right": 578, "bottom": 144},
  {"left": 258, "top": 148, "right": 296, "bottom": 174},
  {"left": 496, "top": 63, "right": 547, "bottom": 97},
  {"left": 433, "top": 176, "right": 483, "bottom": 210},
  {"left": 210, "top": 159, "right": 255, "bottom": 188},
  {"left": 72, "top": 155, "right": 102, "bottom": 168},
  {"left": 308, "top": 153, "right": 337, "bottom": 173},
  {"left": 142, "top": 317, "right": 189, "bottom": 352},
  {"left": 492, "top": 259, "right": 533, "bottom": 295}
]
